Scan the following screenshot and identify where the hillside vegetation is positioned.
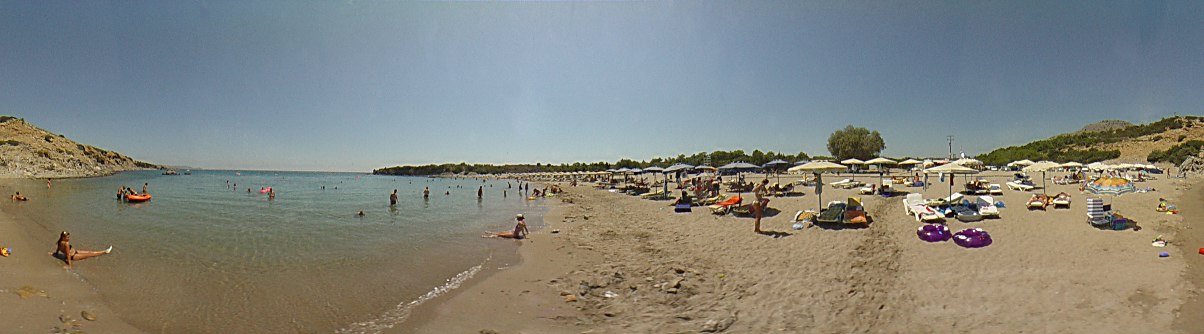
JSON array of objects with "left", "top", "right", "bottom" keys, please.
[
  {"left": 374, "top": 150, "right": 811, "bottom": 176},
  {"left": 0, "top": 116, "right": 159, "bottom": 178},
  {"left": 978, "top": 116, "right": 1204, "bottom": 166}
]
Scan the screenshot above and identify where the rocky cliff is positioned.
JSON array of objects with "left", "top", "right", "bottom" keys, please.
[{"left": 0, "top": 116, "right": 159, "bottom": 178}]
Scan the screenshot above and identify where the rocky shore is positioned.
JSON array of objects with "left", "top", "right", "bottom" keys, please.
[{"left": 0, "top": 117, "right": 157, "bottom": 179}]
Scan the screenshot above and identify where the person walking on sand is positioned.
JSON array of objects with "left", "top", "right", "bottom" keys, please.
[
  {"left": 390, "top": 189, "right": 398, "bottom": 206},
  {"left": 753, "top": 179, "right": 769, "bottom": 233},
  {"left": 52, "top": 231, "right": 112, "bottom": 269}
]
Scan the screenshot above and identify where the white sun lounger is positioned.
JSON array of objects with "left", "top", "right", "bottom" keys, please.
[
  {"left": 904, "top": 193, "right": 943, "bottom": 222},
  {"left": 1006, "top": 181, "right": 1034, "bottom": 191},
  {"left": 989, "top": 184, "right": 1004, "bottom": 195},
  {"left": 977, "top": 196, "right": 1000, "bottom": 218}
]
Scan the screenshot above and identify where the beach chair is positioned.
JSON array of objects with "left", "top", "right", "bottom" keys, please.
[
  {"left": 1027, "top": 194, "right": 1049, "bottom": 210},
  {"left": 1006, "top": 181, "right": 1035, "bottom": 191},
  {"left": 708, "top": 195, "right": 742, "bottom": 215},
  {"left": 1051, "top": 192, "right": 1071, "bottom": 208},
  {"left": 904, "top": 193, "right": 943, "bottom": 222},
  {"left": 815, "top": 201, "right": 847, "bottom": 224},
  {"left": 859, "top": 183, "right": 876, "bottom": 195},
  {"left": 844, "top": 197, "right": 868, "bottom": 224},
  {"left": 988, "top": 184, "right": 1004, "bottom": 195},
  {"left": 1086, "top": 198, "right": 1109, "bottom": 227},
  {"left": 976, "top": 196, "right": 1000, "bottom": 218}
]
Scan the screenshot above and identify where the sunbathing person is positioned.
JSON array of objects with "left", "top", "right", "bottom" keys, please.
[
  {"left": 11, "top": 192, "right": 27, "bottom": 201},
  {"left": 485, "top": 214, "right": 529, "bottom": 239},
  {"left": 51, "top": 231, "right": 112, "bottom": 269}
]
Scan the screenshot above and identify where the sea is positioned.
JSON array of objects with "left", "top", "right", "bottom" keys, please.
[{"left": 0, "top": 170, "right": 545, "bottom": 333}]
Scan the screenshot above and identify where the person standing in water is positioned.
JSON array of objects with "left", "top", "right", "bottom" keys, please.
[
  {"left": 143, "top": 183, "right": 148, "bottom": 194},
  {"left": 477, "top": 186, "right": 483, "bottom": 198},
  {"left": 390, "top": 189, "right": 398, "bottom": 206},
  {"left": 423, "top": 187, "right": 430, "bottom": 199}
]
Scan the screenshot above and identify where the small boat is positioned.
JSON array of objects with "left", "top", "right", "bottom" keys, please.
[
  {"left": 125, "top": 193, "right": 152, "bottom": 202},
  {"left": 162, "top": 170, "right": 178, "bottom": 175}
]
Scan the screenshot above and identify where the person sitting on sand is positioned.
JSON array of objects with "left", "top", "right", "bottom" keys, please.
[
  {"left": 485, "top": 214, "right": 529, "bottom": 239},
  {"left": 11, "top": 192, "right": 27, "bottom": 201},
  {"left": 52, "top": 231, "right": 111, "bottom": 269}
]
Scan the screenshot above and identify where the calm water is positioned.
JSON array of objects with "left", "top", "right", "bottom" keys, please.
[{"left": 0, "top": 170, "right": 545, "bottom": 333}]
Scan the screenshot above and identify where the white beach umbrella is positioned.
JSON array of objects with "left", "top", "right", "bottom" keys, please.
[
  {"left": 924, "top": 163, "right": 979, "bottom": 200},
  {"left": 791, "top": 161, "right": 848, "bottom": 210},
  {"left": 1060, "top": 161, "right": 1083, "bottom": 168},
  {"left": 952, "top": 158, "right": 983, "bottom": 169},
  {"left": 899, "top": 159, "right": 922, "bottom": 165},
  {"left": 864, "top": 157, "right": 897, "bottom": 186},
  {"left": 1023, "top": 161, "right": 1062, "bottom": 194},
  {"left": 840, "top": 158, "right": 866, "bottom": 166},
  {"left": 1009, "top": 159, "right": 1036, "bottom": 167}
]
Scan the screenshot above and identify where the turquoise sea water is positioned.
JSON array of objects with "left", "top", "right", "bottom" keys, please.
[{"left": 0, "top": 170, "right": 545, "bottom": 333}]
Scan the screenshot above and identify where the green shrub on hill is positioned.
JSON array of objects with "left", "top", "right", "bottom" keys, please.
[
  {"left": 1148, "top": 140, "right": 1204, "bottom": 165},
  {"left": 373, "top": 149, "right": 812, "bottom": 176},
  {"left": 978, "top": 116, "right": 1196, "bottom": 166}
]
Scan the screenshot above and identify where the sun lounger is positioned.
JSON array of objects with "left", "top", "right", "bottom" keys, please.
[
  {"left": 904, "top": 193, "right": 943, "bottom": 222},
  {"left": 708, "top": 195, "right": 743, "bottom": 215},
  {"left": 976, "top": 196, "right": 1000, "bottom": 218},
  {"left": 844, "top": 197, "right": 868, "bottom": 224},
  {"left": 951, "top": 203, "right": 983, "bottom": 222},
  {"left": 829, "top": 179, "right": 862, "bottom": 189},
  {"left": 1052, "top": 192, "right": 1071, "bottom": 208},
  {"left": 815, "top": 201, "right": 846, "bottom": 224},
  {"left": 988, "top": 184, "right": 1004, "bottom": 195},
  {"left": 859, "top": 184, "right": 876, "bottom": 195},
  {"left": 1006, "top": 181, "right": 1035, "bottom": 191},
  {"left": 1027, "top": 194, "right": 1049, "bottom": 210}
]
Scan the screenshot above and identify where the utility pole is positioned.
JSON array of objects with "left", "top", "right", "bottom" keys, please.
[{"left": 947, "top": 135, "right": 954, "bottom": 160}]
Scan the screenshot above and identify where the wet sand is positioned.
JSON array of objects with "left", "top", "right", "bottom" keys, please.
[
  {"left": 0, "top": 206, "right": 142, "bottom": 333},
  {"left": 407, "top": 172, "right": 1201, "bottom": 333}
]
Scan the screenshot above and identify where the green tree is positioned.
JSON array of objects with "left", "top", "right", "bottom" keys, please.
[{"left": 826, "top": 125, "right": 886, "bottom": 161}]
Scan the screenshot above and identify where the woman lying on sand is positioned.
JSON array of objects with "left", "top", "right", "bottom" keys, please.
[
  {"left": 51, "top": 231, "right": 112, "bottom": 269},
  {"left": 485, "top": 214, "right": 529, "bottom": 239},
  {"left": 11, "top": 192, "right": 27, "bottom": 201}
]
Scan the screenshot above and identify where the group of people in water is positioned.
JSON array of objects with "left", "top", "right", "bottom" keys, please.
[{"left": 117, "top": 183, "right": 150, "bottom": 199}]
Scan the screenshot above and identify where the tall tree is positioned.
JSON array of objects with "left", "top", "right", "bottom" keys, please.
[{"left": 827, "top": 125, "right": 886, "bottom": 161}]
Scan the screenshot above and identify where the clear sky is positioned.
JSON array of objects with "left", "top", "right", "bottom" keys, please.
[{"left": 3, "top": 1, "right": 1202, "bottom": 171}]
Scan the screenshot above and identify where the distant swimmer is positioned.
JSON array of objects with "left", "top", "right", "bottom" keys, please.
[
  {"left": 445, "top": 191, "right": 450, "bottom": 196},
  {"left": 52, "top": 231, "right": 112, "bottom": 269},
  {"left": 390, "top": 189, "right": 398, "bottom": 206},
  {"left": 268, "top": 189, "right": 275, "bottom": 200},
  {"left": 11, "top": 192, "right": 27, "bottom": 201},
  {"left": 484, "top": 214, "right": 529, "bottom": 239},
  {"left": 423, "top": 187, "right": 430, "bottom": 198},
  {"left": 356, "top": 210, "right": 365, "bottom": 217}
]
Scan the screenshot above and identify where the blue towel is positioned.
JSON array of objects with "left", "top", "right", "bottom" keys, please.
[{"left": 995, "top": 201, "right": 1006, "bottom": 208}]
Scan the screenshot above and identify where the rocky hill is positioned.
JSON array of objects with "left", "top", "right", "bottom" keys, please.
[
  {"left": 0, "top": 116, "right": 159, "bottom": 178},
  {"left": 1078, "top": 119, "right": 1134, "bottom": 133}
]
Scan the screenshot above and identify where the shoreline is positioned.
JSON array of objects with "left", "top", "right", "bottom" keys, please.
[
  {"left": 0, "top": 203, "right": 143, "bottom": 333},
  {"left": 402, "top": 183, "right": 591, "bottom": 333}
]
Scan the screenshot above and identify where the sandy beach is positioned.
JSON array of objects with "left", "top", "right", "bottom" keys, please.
[
  {"left": 0, "top": 206, "right": 143, "bottom": 333},
  {"left": 407, "top": 172, "right": 1202, "bottom": 333}
]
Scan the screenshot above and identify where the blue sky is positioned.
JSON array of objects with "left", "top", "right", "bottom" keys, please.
[{"left": 3, "top": 1, "right": 1202, "bottom": 171}]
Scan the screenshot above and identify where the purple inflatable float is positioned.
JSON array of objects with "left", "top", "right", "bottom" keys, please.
[
  {"left": 916, "top": 224, "right": 951, "bottom": 242},
  {"left": 953, "top": 228, "right": 992, "bottom": 248}
]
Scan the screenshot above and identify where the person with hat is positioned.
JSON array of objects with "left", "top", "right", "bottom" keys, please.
[{"left": 485, "top": 214, "right": 529, "bottom": 239}]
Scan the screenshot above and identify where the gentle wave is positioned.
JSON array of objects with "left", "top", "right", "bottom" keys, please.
[{"left": 336, "top": 254, "right": 491, "bottom": 334}]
